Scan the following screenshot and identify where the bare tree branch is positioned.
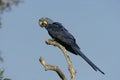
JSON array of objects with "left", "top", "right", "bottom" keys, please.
[
  {"left": 39, "top": 39, "right": 76, "bottom": 80},
  {"left": 39, "top": 57, "right": 67, "bottom": 80}
]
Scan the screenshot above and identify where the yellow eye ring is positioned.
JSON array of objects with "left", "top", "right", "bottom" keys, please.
[{"left": 40, "top": 20, "right": 48, "bottom": 27}]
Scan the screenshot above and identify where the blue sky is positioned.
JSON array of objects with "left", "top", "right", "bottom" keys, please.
[{"left": 0, "top": 0, "right": 120, "bottom": 80}]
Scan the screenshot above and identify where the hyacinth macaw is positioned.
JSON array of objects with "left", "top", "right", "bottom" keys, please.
[{"left": 39, "top": 17, "right": 104, "bottom": 74}]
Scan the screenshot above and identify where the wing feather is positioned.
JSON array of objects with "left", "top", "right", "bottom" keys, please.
[{"left": 47, "top": 22, "right": 80, "bottom": 49}]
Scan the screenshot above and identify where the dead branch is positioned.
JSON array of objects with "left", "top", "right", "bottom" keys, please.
[
  {"left": 39, "top": 39, "right": 76, "bottom": 80},
  {"left": 39, "top": 57, "right": 66, "bottom": 80}
]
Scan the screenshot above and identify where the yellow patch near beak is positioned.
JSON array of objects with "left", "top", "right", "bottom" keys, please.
[{"left": 40, "top": 20, "right": 48, "bottom": 27}]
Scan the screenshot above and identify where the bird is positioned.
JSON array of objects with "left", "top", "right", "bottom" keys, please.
[{"left": 39, "top": 17, "right": 105, "bottom": 75}]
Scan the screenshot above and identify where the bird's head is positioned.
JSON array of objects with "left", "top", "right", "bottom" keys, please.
[{"left": 39, "top": 17, "right": 54, "bottom": 28}]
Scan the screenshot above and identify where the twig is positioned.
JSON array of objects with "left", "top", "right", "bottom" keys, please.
[
  {"left": 39, "top": 57, "right": 67, "bottom": 80},
  {"left": 45, "top": 39, "right": 76, "bottom": 80}
]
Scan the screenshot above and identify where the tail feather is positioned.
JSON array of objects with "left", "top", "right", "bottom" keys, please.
[{"left": 74, "top": 47, "right": 105, "bottom": 74}]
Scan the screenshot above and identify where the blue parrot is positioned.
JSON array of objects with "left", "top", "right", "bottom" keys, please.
[{"left": 39, "top": 17, "right": 105, "bottom": 74}]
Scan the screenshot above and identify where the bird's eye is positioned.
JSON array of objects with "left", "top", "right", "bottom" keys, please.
[{"left": 40, "top": 20, "right": 48, "bottom": 27}]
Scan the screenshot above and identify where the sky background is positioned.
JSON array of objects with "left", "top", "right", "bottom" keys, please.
[{"left": 0, "top": 0, "right": 120, "bottom": 80}]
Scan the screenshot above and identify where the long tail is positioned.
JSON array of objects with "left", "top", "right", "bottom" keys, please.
[{"left": 74, "top": 47, "right": 105, "bottom": 74}]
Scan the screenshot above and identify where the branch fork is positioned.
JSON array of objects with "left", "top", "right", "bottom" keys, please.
[{"left": 39, "top": 39, "right": 76, "bottom": 80}]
